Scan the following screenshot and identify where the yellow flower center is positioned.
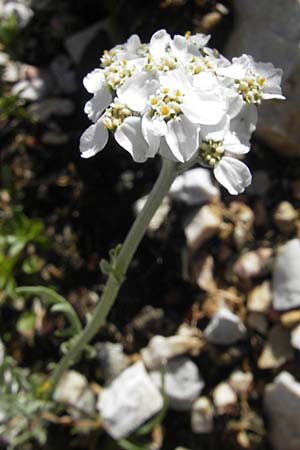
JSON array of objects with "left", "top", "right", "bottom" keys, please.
[
  {"left": 186, "top": 55, "right": 215, "bottom": 75},
  {"left": 103, "top": 59, "right": 135, "bottom": 89},
  {"left": 236, "top": 74, "right": 266, "bottom": 104},
  {"left": 160, "top": 105, "right": 169, "bottom": 116},
  {"left": 199, "top": 139, "right": 224, "bottom": 167},
  {"left": 150, "top": 88, "right": 184, "bottom": 121},
  {"left": 102, "top": 101, "right": 133, "bottom": 130}
]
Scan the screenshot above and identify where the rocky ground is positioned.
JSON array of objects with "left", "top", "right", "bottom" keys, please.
[{"left": 1, "top": 1, "right": 300, "bottom": 450}]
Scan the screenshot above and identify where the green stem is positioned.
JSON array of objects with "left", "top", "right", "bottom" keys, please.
[{"left": 49, "top": 158, "right": 178, "bottom": 396}]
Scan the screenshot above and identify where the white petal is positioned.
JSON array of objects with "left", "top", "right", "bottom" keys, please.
[
  {"left": 190, "top": 33, "right": 211, "bottom": 49},
  {"left": 252, "top": 61, "right": 282, "bottom": 81},
  {"left": 126, "top": 34, "right": 141, "bottom": 53},
  {"left": 115, "top": 117, "right": 158, "bottom": 163},
  {"left": 217, "top": 54, "right": 252, "bottom": 79},
  {"left": 234, "top": 104, "right": 258, "bottom": 135},
  {"left": 224, "top": 104, "right": 257, "bottom": 154},
  {"left": 84, "top": 87, "right": 112, "bottom": 123},
  {"left": 142, "top": 113, "right": 167, "bottom": 138},
  {"left": 262, "top": 85, "right": 285, "bottom": 100},
  {"left": 214, "top": 156, "right": 251, "bottom": 195},
  {"left": 159, "top": 68, "right": 192, "bottom": 93},
  {"left": 223, "top": 131, "right": 250, "bottom": 155},
  {"left": 182, "top": 89, "right": 227, "bottom": 125},
  {"left": 182, "top": 72, "right": 227, "bottom": 124},
  {"left": 80, "top": 121, "right": 109, "bottom": 158},
  {"left": 262, "top": 91, "right": 285, "bottom": 100},
  {"left": 117, "top": 72, "right": 158, "bottom": 112},
  {"left": 141, "top": 114, "right": 164, "bottom": 155},
  {"left": 83, "top": 69, "right": 105, "bottom": 93},
  {"left": 165, "top": 116, "right": 199, "bottom": 163},
  {"left": 200, "top": 115, "right": 229, "bottom": 142},
  {"left": 225, "top": 88, "right": 244, "bottom": 118},
  {"left": 149, "top": 29, "right": 172, "bottom": 59},
  {"left": 251, "top": 62, "right": 284, "bottom": 99},
  {"left": 192, "top": 71, "right": 220, "bottom": 90},
  {"left": 173, "top": 35, "right": 188, "bottom": 53}
]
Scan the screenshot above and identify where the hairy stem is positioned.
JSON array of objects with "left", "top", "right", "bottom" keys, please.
[{"left": 49, "top": 158, "right": 178, "bottom": 395}]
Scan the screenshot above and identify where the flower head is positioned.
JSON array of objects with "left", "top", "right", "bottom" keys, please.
[
  {"left": 217, "top": 54, "right": 285, "bottom": 105},
  {"left": 198, "top": 106, "right": 257, "bottom": 194},
  {"left": 80, "top": 30, "right": 284, "bottom": 194}
]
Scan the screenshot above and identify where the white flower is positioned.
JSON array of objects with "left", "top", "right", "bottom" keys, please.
[
  {"left": 172, "top": 31, "right": 211, "bottom": 62},
  {"left": 126, "top": 68, "right": 227, "bottom": 163},
  {"left": 198, "top": 107, "right": 256, "bottom": 194},
  {"left": 100, "top": 34, "right": 148, "bottom": 67},
  {"left": 80, "top": 99, "right": 158, "bottom": 162},
  {"left": 83, "top": 69, "right": 112, "bottom": 122},
  {"left": 80, "top": 29, "right": 284, "bottom": 197},
  {"left": 117, "top": 72, "right": 159, "bottom": 113},
  {"left": 217, "top": 54, "right": 285, "bottom": 104},
  {"left": 83, "top": 43, "right": 147, "bottom": 122}
]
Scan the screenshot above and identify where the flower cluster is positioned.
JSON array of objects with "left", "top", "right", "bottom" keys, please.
[{"left": 80, "top": 30, "right": 284, "bottom": 194}]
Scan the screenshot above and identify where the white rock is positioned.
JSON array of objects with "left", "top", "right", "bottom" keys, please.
[
  {"left": 233, "top": 248, "right": 272, "bottom": 280},
  {"left": 71, "top": 387, "right": 96, "bottom": 419},
  {"left": 191, "top": 396, "right": 214, "bottom": 433},
  {"left": 96, "top": 342, "right": 129, "bottom": 382},
  {"left": 54, "top": 370, "right": 88, "bottom": 406},
  {"left": 141, "top": 334, "right": 202, "bottom": 370},
  {"left": 169, "top": 168, "right": 219, "bottom": 205},
  {"left": 97, "top": 361, "right": 163, "bottom": 440},
  {"left": 229, "top": 201, "right": 254, "bottom": 248},
  {"left": 247, "top": 281, "right": 272, "bottom": 313},
  {"left": 177, "top": 323, "right": 201, "bottom": 338},
  {"left": 204, "top": 307, "right": 247, "bottom": 345},
  {"left": 224, "top": 0, "right": 300, "bottom": 157},
  {"left": 150, "top": 356, "right": 204, "bottom": 411},
  {"left": 2, "top": 2, "right": 33, "bottom": 27},
  {"left": 273, "top": 239, "right": 300, "bottom": 310},
  {"left": 273, "top": 201, "right": 298, "bottom": 233},
  {"left": 264, "top": 371, "right": 300, "bottom": 450},
  {"left": 213, "top": 382, "right": 237, "bottom": 415},
  {"left": 229, "top": 370, "right": 253, "bottom": 395},
  {"left": 185, "top": 204, "right": 222, "bottom": 252},
  {"left": 258, "top": 325, "right": 294, "bottom": 369},
  {"left": 191, "top": 253, "right": 217, "bottom": 293}
]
